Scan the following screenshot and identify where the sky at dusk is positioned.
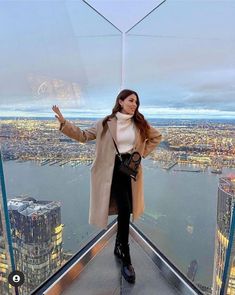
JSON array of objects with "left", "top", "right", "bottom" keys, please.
[{"left": 0, "top": 0, "right": 234, "bottom": 119}]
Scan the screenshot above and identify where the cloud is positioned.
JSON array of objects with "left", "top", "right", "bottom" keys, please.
[
  {"left": 140, "top": 106, "right": 235, "bottom": 119},
  {"left": 181, "top": 84, "right": 235, "bottom": 112}
]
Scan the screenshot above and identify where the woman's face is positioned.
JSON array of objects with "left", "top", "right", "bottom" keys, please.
[{"left": 119, "top": 94, "right": 138, "bottom": 115}]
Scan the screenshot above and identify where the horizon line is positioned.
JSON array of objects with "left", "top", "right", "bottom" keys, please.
[{"left": 0, "top": 116, "right": 234, "bottom": 121}]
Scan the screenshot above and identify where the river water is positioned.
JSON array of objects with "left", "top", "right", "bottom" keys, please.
[{"left": 3, "top": 159, "right": 235, "bottom": 288}]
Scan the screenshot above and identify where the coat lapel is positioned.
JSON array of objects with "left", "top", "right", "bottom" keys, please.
[{"left": 107, "top": 116, "right": 117, "bottom": 143}]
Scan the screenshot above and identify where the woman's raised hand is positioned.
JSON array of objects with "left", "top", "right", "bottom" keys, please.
[{"left": 52, "top": 105, "right": 65, "bottom": 124}]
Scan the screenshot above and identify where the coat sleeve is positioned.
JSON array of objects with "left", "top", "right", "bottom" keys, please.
[
  {"left": 142, "top": 125, "right": 162, "bottom": 158},
  {"left": 59, "top": 119, "right": 97, "bottom": 143}
]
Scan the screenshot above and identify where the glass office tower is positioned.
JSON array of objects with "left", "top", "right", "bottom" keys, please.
[
  {"left": 8, "top": 196, "right": 63, "bottom": 295},
  {"left": 212, "top": 176, "right": 235, "bottom": 294}
]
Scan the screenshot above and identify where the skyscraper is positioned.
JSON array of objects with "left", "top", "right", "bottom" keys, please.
[
  {"left": 212, "top": 175, "right": 235, "bottom": 295},
  {"left": 0, "top": 151, "right": 15, "bottom": 295},
  {"left": 0, "top": 203, "right": 15, "bottom": 294},
  {"left": 8, "top": 196, "right": 63, "bottom": 295}
]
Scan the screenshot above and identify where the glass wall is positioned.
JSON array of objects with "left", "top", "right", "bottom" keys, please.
[
  {"left": 126, "top": 0, "right": 235, "bottom": 293},
  {"left": 0, "top": 151, "right": 15, "bottom": 294},
  {"left": 0, "top": 1, "right": 121, "bottom": 294},
  {"left": 0, "top": 0, "right": 234, "bottom": 294}
]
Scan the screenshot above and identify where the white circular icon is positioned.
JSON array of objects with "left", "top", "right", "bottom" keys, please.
[
  {"left": 13, "top": 275, "right": 20, "bottom": 282},
  {"left": 8, "top": 270, "right": 25, "bottom": 287}
]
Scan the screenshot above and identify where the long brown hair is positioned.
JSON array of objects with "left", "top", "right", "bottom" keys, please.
[{"left": 102, "top": 89, "right": 150, "bottom": 141}]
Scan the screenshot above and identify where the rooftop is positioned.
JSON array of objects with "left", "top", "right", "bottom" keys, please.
[{"left": 8, "top": 196, "right": 60, "bottom": 217}]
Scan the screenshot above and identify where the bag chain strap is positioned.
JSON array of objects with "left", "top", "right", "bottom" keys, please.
[{"left": 112, "top": 138, "right": 123, "bottom": 162}]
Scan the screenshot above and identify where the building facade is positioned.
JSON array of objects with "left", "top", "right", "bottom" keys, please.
[
  {"left": 8, "top": 196, "right": 63, "bottom": 295},
  {"left": 212, "top": 176, "right": 235, "bottom": 295}
]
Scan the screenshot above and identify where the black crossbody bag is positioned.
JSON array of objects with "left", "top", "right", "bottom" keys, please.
[{"left": 111, "top": 137, "right": 141, "bottom": 181}]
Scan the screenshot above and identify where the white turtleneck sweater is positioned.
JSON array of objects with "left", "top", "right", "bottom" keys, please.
[{"left": 115, "top": 111, "right": 135, "bottom": 153}]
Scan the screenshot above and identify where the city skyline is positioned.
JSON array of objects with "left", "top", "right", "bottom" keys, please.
[{"left": 0, "top": 113, "right": 234, "bottom": 293}]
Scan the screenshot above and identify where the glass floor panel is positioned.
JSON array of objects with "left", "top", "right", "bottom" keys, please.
[{"left": 62, "top": 235, "right": 186, "bottom": 295}]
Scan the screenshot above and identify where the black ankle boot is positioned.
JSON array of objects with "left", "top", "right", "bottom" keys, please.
[
  {"left": 121, "top": 244, "right": 135, "bottom": 284},
  {"left": 114, "top": 236, "right": 122, "bottom": 260}
]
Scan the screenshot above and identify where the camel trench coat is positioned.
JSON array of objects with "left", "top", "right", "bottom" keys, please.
[{"left": 59, "top": 116, "right": 162, "bottom": 229}]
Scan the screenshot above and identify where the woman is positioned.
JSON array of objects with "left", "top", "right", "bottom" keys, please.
[{"left": 52, "top": 89, "right": 162, "bottom": 284}]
